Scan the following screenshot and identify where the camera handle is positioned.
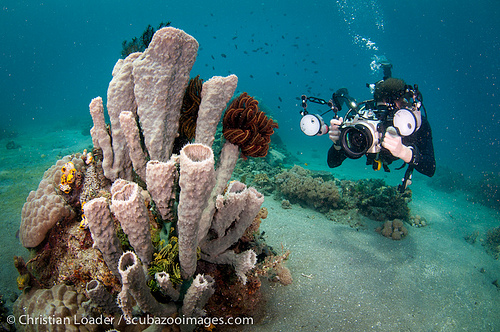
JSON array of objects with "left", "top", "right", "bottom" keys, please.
[{"left": 300, "top": 95, "right": 339, "bottom": 119}]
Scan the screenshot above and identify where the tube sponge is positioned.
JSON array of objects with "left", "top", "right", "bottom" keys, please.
[
  {"left": 110, "top": 180, "right": 154, "bottom": 265},
  {"left": 195, "top": 74, "right": 238, "bottom": 147},
  {"left": 203, "top": 250, "right": 257, "bottom": 284},
  {"left": 119, "top": 110, "right": 148, "bottom": 181},
  {"left": 107, "top": 53, "right": 141, "bottom": 180},
  {"left": 106, "top": 52, "right": 142, "bottom": 181},
  {"left": 181, "top": 274, "right": 215, "bottom": 318},
  {"left": 155, "top": 272, "right": 180, "bottom": 301},
  {"left": 177, "top": 143, "right": 216, "bottom": 279},
  {"left": 89, "top": 97, "right": 116, "bottom": 180},
  {"left": 83, "top": 197, "right": 123, "bottom": 276},
  {"left": 146, "top": 159, "right": 179, "bottom": 220},
  {"left": 201, "top": 182, "right": 264, "bottom": 258},
  {"left": 197, "top": 141, "right": 240, "bottom": 244},
  {"left": 118, "top": 251, "right": 176, "bottom": 320},
  {"left": 132, "top": 27, "right": 199, "bottom": 162},
  {"left": 84, "top": 279, "right": 121, "bottom": 315}
]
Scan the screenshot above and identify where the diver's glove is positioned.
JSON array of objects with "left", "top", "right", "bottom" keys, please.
[
  {"left": 382, "top": 127, "right": 413, "bottom": 163},
  {"left": 329, "top": 117, "right": 343, "bottom": 150}
]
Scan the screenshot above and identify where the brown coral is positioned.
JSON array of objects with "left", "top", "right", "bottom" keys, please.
[
  {"left": 275, "top": 165, "right": 341, "bottom": 212},
  {"left": 178, "top": 75, "right": 203, "bottom": 140},
  {"left": 376, "top": 219, "right": 408, "bottom": 241},
  {"left": 223, "top": 92, "right": 278, "bottom": 157}
]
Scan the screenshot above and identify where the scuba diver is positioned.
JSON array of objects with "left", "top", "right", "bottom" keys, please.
[
  {"left": 299, "top": 60, "right": 435, "bottom": 192},
  {"left": 327, "top": 64, "right": 436, "bottom": 184}
]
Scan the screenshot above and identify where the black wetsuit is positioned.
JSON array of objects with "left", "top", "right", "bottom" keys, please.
[{"left": 327, "top": 117, "right": 436, "bottom": 177}]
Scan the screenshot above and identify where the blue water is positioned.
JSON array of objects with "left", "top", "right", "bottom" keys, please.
[
  {"left": 1, "top": 0, "right": 498, "bottom": 174},
  {"left": 1, "top": 1, "right": 499, "bottom": 329}
]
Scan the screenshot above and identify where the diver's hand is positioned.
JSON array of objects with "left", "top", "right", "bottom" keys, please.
[
  {"left": 328, "top": 117, "right": 343, "bottom": 145},
  {"left": 382, "top": 127, "right": 413, "bottom": 163}
]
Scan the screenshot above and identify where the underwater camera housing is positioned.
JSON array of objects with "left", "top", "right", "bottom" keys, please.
[
  {"left": 339, "top": 101, "right": 422, "bottom": 159},
  {"left": 300, "top": 85, "right": 423, "bottom": 159},
  {"left": 339, "top": 105, "right": 384, "bottom": 159}
]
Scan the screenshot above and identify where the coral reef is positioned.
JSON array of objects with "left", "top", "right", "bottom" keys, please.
[
  {"left": 19, "top": 155, "right": 85, "bottom": 248},
  {"left": 223, "top": 92, "right": 279, "bottom": 158},
  {"left": 275, "top": 165, "right": 341, "bottom": 213},
  {"left": 15, "top": 27, "right": 286, "bottom": 331},
  {"left": 281, "top": 199, "right": 292, "bottom": 209},
  {"left": 272, "top": 165, "right": 412, "bottom": 232},
  {"left": 375, "top": 219, "right": 409, "bottom": 240},
  {"left": 13, "top": 284, "right": 92, "bottom": 332},
  {"left": 339, "top": 178, "right": 411, "bottom": 221}
]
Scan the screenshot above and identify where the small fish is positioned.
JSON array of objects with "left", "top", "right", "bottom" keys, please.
[
  {"left": 250, "top": 75, "right": 254, "bottom": 78},
  {"left": 232, "top": 36, "right": 238, "bottom": 40},
  {"left": 276, "top": 71, "right": 280, "bottom": 75},
  {"left": 278, "top": 97, "right": 282, "bottom": 102},
  {"left": 211, "top": 55, "right": 215, "bottom": 60},
  {"left": 221, "top": 53, "right": 227, "bottom": 58}
]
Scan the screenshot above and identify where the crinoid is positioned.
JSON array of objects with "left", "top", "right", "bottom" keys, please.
[
  {"left": 178, "top": 75, "right": 203, "bottom": 141},
  {"left": 222, "top": 92, "right": 279, "bottom": 157}
]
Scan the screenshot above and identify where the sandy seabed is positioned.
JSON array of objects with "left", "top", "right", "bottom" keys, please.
[{"left": 1, "top": 128, "right": 499, "bottom": 331}]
